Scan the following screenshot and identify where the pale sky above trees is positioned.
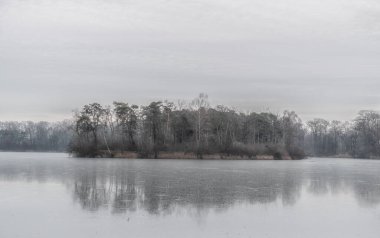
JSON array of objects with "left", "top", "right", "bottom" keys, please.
[{"left": 1, "top": 0, "right": 380, "bottom": 121}]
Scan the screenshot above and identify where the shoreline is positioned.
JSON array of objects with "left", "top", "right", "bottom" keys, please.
[{"left": 95, "top": 151, "right": 301, "bottom": 160}]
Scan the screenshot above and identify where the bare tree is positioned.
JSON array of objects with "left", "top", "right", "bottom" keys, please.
[{"left": 191, "top": 93, "right": 209, "bottom": 158}]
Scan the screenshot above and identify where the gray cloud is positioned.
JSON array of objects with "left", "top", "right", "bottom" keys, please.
[{"left": 1, "top": 0, "right": 380, "bottom": 121}]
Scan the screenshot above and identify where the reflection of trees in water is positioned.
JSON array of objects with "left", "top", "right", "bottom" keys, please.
[
  {"left": 352, "top": 175, "right": 380, "bottom": 207},
  {"left": 74, "top": 175, "right": 110, "bottom": 211},
  {"left": 307, "top": 165, "right": 346, "bottom": 196},
  {"left": 1, "top": 157, "right": 380, "bottom": 214},
  {"left": 69, "top": 161, "right": 380, "bottom": 214},
  {"left": 280, "top": 170, "right": 303, "bottom": 206},
  {"left": 111, "top": 172, "right": 139, "bottom": 214},
  {"left": 304, "top": 162, "right": 380, "bottom": 207},
  {"left": 70, "top": 165, "right": 305, "bottom": 214}
]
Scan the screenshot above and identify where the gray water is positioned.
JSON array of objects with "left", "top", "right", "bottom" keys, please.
[{"left": 0, "top": 152, "right": 379, "bottom": 238}]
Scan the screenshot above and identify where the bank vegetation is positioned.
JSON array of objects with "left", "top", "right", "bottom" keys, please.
[{"left": 2, "top": 94, "right": 380, "bottom": 160}]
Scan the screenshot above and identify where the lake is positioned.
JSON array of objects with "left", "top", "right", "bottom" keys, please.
[{"left": 0, "top": 152, "right": 379, "bottom": 238}]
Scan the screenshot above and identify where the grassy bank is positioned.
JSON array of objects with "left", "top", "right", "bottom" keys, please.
[{"left": 85, "top": 150, "right": 303, "bottom": 160}]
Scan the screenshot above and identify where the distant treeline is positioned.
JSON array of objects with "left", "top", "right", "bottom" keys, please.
[
  {"left": 304, "top": 111, "right": 380, "bottom": 158},
  {"left": 0, "top": 121, "right": 71, "bottom": 152},
  {"left": 2, "top": 94, "right": 380, "bottom": 159}
]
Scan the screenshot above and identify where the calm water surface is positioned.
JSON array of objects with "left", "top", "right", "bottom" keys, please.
[{"left": 1, "top": 152, "right": 380, "bottom": 238}]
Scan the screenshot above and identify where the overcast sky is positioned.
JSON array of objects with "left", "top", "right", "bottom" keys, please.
[{"left": 1, "top": 0, "right": 380, "bottom": 121}]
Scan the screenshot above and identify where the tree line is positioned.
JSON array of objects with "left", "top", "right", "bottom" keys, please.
[
  {"left": 0, "top": 120, "right": 71, "bottom": 152},
  {"left": 69, "top": 94, "right": 305, "bottom": 159},
  {"left": 305, "top": 110, "right": 380, "bottom": 158},
  {"left": 2, "top": 94, "right": 380, "bottom": 159}
]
